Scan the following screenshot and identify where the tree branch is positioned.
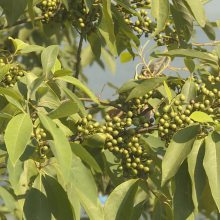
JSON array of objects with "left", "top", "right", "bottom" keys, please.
[
  {"left": 73, "top": 34, "right": 84, "bottom": 92},
  {"left": 0, "top": 16, "right": 44, "bottom": 31}
]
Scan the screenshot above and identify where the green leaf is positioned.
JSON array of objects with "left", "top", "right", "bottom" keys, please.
[
  {"left": 160, "top": 49, "right": 218, "bottom": 64},
  {"left": 61, "top": 86, "right": 87, "bottom": 116},
  {"left": 190, "top": 111, "right": 214, "bottom": 123},
  {"left": 88, "top": 31, "right": 102, "bottom": 58},
  {"left": 126, "top": 77, "right": 166, "bottom": 101},
  {"left": 8, "top": 37, "right": 28, "bottom": 52},
  {"left": 181, "top": 79, "right": 197, "bottom": 103},
  {"left": 71, "top": 142, "right": 102, "bottom": 173},
  {"left": 4, "top": 113, "right": 33, "bottom": 165},
  {"left": 151, "top": 0, "right": 170, "bottom": 35},
  {"left": 0, "top": 187, "right": 16, "bottom": 212},
  {"left": 51, "top": 59, "right": 61, "bottom": 74},
  {"left": 99, "top": 0, "right": 117, "bottom": 55},
  {"left": 27, "top": 0, "right": 35, "bottom": 23},
  {"left": 184, "top": 59, "right": 195, "bottom": 73},
  {"left": 140, "top": 134, "right": 165, "bottom": 151},
  {"left": 0, "top": 64, "right": 11, "bottom": 81},
  {"left": 163, "top": 81, "right": 172, "bottom": 103},
  {"left": 42, "top": 175, "right": 74, "bottom": 220},
  {"left": 82, "top": 133, "right": 106, "bottom": 149},
  {"left": 0, "top": 0, "right": 27, "bottom": 26},
  {"left": 162, "top": 124, "right": 200, "bottom": 186},
  {"left": 41, "top": 45, "right": 59, "bottom": 76},
  {"left": 7, "top": 159, "right": 23, "bottom": 194},
  {"left": 0, "top": 87, "right": 24, "bottom": 112},
  {"left": 202, "top": 22, "right": 216, "bottom": 40},
  {"left": 101, "top": 48, "right": 116, "bottom": 73},
  {"left": 120, "top": 51, "right": 133, "bottom": 63},
  {"left": 184, "top": 0, "right": 206, "bottom": 27},
  {"left": 171, "top": 2, "right": 193, "bottom": 42},
  {"left": 173, "top": 162, "right": 194, "bottom": 220},
  {"left": 215, "top": 123, "right": 220, "bottom": 131},
  {"left": 104, "top": 179, "right": 139, "bottom": 220},
  {"left": 38, "top": 113, "right": 72, "bottom": 182},
  {"left": 68, "top": 158, "right": 104, "bottom": 220},
  {"left": 61, "top": 0, "right": 69, "bottom": 9},
  {"left": 187, "top": 139, "right": 206, "bottom": 212},
  {"left": 48, "top": 100, "right": 79, "bottom": 119},
  {"left": 54, "top": 69, "right": 72, "bottom": 77},
  {"left": 56, "top": 76, "right": 99, "bottom": 104},
  {"left": 24, "top": 187, "right": 51, "bottom": 220},
  {"left": 118, "top": 80, "right": 138, "bottom": 94},
  {"left": 8, "top": 37, "right": 44, "bottom": 54},
  {"left": 203, "top": 132, "right": 220, "bottom": 211}
]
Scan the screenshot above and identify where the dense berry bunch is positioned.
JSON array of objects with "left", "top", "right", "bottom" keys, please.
[
  {"left": 0, "top": 58, "right": 25, "bottom": 87},
  {"left": 69, "top": 0, "right": 101, "bottom": 33},
  {"left": 156, "top": 75, "right": 220, "bottom": 145},
  {"left": 32, "top": 126, "right": 50, "bottom": 160},
  {"left": 37, "top": 0, "right": 64, "bottom": 23},
  {"left": 155, "top": 25, "right": 179, "bottom": 46},
  {"left": 30, "top": 112, "right": 50, "bottom": 161},
  {"left": 157, "top": 94, "right": 194, "bottom": 144},
  {"left": 102, "top": 112, "right": 153, "bottom": 179},
  {"left": 77, "top": 114, "right": 100, "bottom": 136}
]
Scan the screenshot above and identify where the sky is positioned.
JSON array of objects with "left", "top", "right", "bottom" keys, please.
[{"left": 84, "top": 0, "right": 220, "bottom": 100}]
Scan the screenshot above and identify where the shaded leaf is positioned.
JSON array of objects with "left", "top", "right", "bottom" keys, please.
[
  {"left": 68, "top": 158, "right": 104, "bottom": 220},
  {"left": 162, "top": 124, "right": 199, "bottom": 186},
  {"left": 104, "top": 179, "right": 139, "bottom": 220},
  {"left": 48, "top": 100, "right": 79, "bottom": 119},
  {"left": 71, "top": 142, "right": 102, "bottom": 173},
  {"left": 203, "top": 132, "right": 220, "bottom": 211},
  {"left": 173, "top": 162, "right": 194, "bottom": 220},
  {"left": 24, "top": 188, "right": 51, "bottom": 220},
  {"left": 42, "top": 175, "right": 74, "bottom": 220},
  {"left": 0, "top": 0, "right": 27, "bottom": 25},
  {"left": 126, "top": 77, "right": 166, "bottom": 101},
  {"left": 187, "top": 139, "right": 206, "bottom": 212}
]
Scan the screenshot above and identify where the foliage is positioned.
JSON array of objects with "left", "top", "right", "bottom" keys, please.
[{"left": 0, "top": 0, "right": 220, "bottom": 219}]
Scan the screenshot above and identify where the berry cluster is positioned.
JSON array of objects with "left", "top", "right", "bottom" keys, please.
[
  {"left": 37, "top": 0, "right": 64, "bottom": 23},
  {"left": 102, "top": 112, "right": 153, "bottom": 178},
  {"left": 31, "top": 112, "right": 50, "bottom": 161},
  {"left": 157, "top": 75, "right": 220, "bottom": 144},
  {"left": 69, "top": 0, "right": 101, "bottom": 33},
  {"left": 32, "top": 126, "right": 50, "bottom": 159},
  {"left": 124, "top": 8, "right": 154, "bottom": 37},
  {"left": 77, "top": 114, "right": 100, "bottom": 136},
  {"left": 0, "top": 58, "right": 25, "bottom": 87},
  {"left": 155, "top": 26, "right": 179, "bottom": 46},
  {"left": 157, "top": 94, "right": 195, "bottom": 144}
]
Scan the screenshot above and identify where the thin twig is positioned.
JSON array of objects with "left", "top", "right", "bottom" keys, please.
[
  {"left": 191, "top": 40, "right": 220, "bottom": 46},
  {"left": 0, "top": 16, "right": 44, "bottom": 31},
  {"left": 167, "top": 66, "right": 189, "bottom": 72},
  {"left": 73, "top": 34, "right": 84, "bottom": 92}
]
